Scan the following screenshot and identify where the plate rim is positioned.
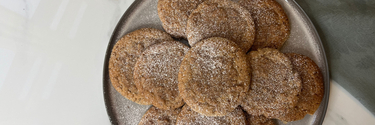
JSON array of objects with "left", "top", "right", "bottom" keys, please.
[
  {"left": 102, "top": 1, "right": 145, "bottom": 125},
  {"left": 102, "top": 0, "right": 330, "bottom": 125},
  {"left": 289, "top": 0, "right": 330, "bottom": 124}
]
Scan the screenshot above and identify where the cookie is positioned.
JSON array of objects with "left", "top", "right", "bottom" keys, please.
[
  {"left": 238, "top": 0, "right": 290, "bottom": 51},
  {"left": 109, "top": 28, "right": 173, "bottom": 105},
  {"left": 178, "top": 37, "right": 250, "bottom": 116},
  {"left": 285, "top": 53, "right": 324, "bottom": 115},
  {"left": 245, "top": 114, "right": 275, "bottom": 125},
  {"left": 186, "top": 0, "right": 255, "bottom": 53},
  {"left": 134, "top": 41, "right": 189, "bottom": 110},
  {"left": 272, "top": 53, "right": 324, "bottom": 122},
  {"left": 275, "top": 107, "right": 306, "bottom": 122},
  {"left": 138, "top": 106, "right": 181, "bottom": 125},
  {"left": 176, "top": 105, "right": 246, "bottom": 125},
  {"left": 158, "top": 0, "right": 206, "bottom": 38},
  {"left": 242, "top": 48, "right": 301, "bottom": 118}
]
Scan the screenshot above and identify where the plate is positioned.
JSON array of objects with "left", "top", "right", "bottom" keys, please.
[{"left": 103, "top": 0, "right": 330, "bottom": 124}]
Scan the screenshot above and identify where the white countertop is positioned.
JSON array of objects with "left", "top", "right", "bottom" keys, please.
[{"left": 0, "top": 0, "right": 374, "bottom": 124}]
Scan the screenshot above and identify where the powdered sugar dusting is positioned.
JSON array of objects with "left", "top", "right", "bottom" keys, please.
[
  {"left": 245, "top": 113, "right": 276, "bottom": 125},
  {"left": 238, "top": 0, "right": 290, "bottom": 51},
  {"left": 158, "top": 0, "right": 206, "bottom": 38},
  {"left": 186, "top": 0, "right": 255, "bottom": 52},
  {"left": 106, "top": 0, "right": 329, "bottom": 124},
  {"left": 109, "top": 86, "right": 151, "bottom": 125},
  {"left": 179, "top": 37, "right": 250, "bottom": 116},
  {"left": 275, "top": 53, "right": 324, "bottom": 122},
  {"left": 109, "top": 28, "right": 173, "bottom": 105},
  {"left": 134, "top": 40, "right": 189, "bottom": 110},
  {"left": 139, "top": 106, "right": 182, "bottom": 125},
  {"left": 176, "top": 105, "right": 246, "bottom": 125},
  {"left": 243, "top": 48, "right": 302, "bottom": 118}
]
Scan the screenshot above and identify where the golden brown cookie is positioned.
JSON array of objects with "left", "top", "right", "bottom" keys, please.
[
  {"left": 109, "top": 28, "right": 173, "bottom": 105},
  {"left": 134, "top": 41, "right": 189, "bottom": 110},
  {"left": 285, "top": 53, "right": 324, "bottom": 115},
  {"left": 178, "top": 37, "right": 250, "bottom": 116},
  {"left": 238, "top": 0, "right": 290, "bottom": 51},
  {"left": 176, "top": 105, "right": 246, "bottom": 125},
  {"left": 242, "top": 48, "right": 301, "bottom": 118},
  {"left": 138, "top": 106, "right": 181, "bottom": 125},
  {"left": 275, "top": 107, "right": 306, "bottom": 122},
  {"left": 186, "top": 0, "right": 255, "bottom": 53},
  {"left": 158, "top": 0, "right": 206, "bottom": 38},
  {"left": 272, "top": 53, "right": 324, "bottom": 122},
  {"left": 245, "top": 114, "right": 275, "bottom": 125}
]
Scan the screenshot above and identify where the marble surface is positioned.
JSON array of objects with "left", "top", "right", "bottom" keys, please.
[
  {"left": 0, "top": 0, "right": 374, "bottom": 125},
  {"left": 296, "top": 0, "right": 375, "bottom": 115}
]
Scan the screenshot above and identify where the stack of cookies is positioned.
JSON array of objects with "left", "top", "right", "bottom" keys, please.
[{"left": 108, "top": 0, "right": 324, "bottom": 124}]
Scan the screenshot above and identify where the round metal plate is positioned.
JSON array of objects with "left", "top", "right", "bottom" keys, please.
[{"left": 103, "top": 0, "right": 330, "bottom": 124}]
